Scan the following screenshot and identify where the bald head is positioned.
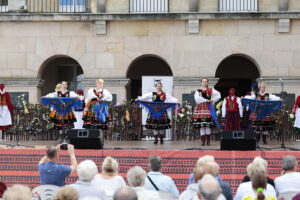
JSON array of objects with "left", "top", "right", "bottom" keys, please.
[
  {"left": 113, "top": 187, "right": 137, "bottom": 200},
  {"left": 198, "top": 174, "right": 221, "bottom": 200},
  {"left": 206, "top": 162, "right": 220, "bottom": 177}
]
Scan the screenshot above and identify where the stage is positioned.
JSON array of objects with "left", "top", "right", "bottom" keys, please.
[{"left": 0, "top": 140, "right": 300, "bottom": 195}]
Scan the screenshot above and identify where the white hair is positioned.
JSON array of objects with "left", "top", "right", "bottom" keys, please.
[
  {"left": 247, "top": 157, "right": 268, "bottom": 179},
  {"left": 3, "top": 184, "right": 32, "bottom": 200},
  {"left": 102, "top": 156, "right": 119, "bottom": 174},
  {"left": 77, "top": 160, "right": 98, "bottom": 182},
  {"left": 198, "top": 174, "right": 221, "bottom": 200},
  {"left": 127, "top": 166, "right": 146, "bottom": 187}
]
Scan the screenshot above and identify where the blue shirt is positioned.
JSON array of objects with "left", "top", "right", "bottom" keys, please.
[
  {"left": 144, "top": 171, "right": 179, "bottom": 198},
  {"left": 38, "top": 161, "right": 71, "bottom": 187}
]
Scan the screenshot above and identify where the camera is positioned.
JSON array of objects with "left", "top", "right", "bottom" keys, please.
[{"left": 60, "top": 143, "right": 68, "bottom": 150}]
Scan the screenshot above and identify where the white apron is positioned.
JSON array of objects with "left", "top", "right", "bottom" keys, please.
[
  {"left": 73, "top": 111, "right": 84, "bottom": 129},
  {"left": 0, "top": 105, "right": 12, "bottom": 126},
  {"left": 294, "top": 108, "right": 300, "bottom": 129}
]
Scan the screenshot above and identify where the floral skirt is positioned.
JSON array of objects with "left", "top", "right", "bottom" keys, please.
[
  {"left": 49, "top": 109, "right": 76, "bottom": 129},
  {"left": 83, "top": 100, "right": 109, "bottom": 130},
  {"left": 146, "top": 112, "right": 171, "bottom": 130}
]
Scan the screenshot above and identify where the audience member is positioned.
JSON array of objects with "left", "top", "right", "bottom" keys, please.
[
  {"left": 113, "top": 187, "right": 138, "bottom": 200},
  {"left": 2, "top": 184, "right": 32, "bottom": 200},
  {"left": 93, "top": 157, "right": 126, "bottom": 200},
  {"left": 54, "top": 186, "right": 79, "bottom": 200},
  {"left": 197, "top": 174, "right": 224, "bottom": 200},
  {"left": 69, "top": 160, "right": 105, "bottom": 200},
  {"left": 189, "top": 155, "right": 215, "bottom": 184},
  {"left": 38, "top": 144, "right": 77, "bottom": 186}
]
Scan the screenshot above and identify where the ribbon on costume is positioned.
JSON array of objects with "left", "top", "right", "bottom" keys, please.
[
  {"left": 207, "top": 102, "right": 220, "bottom": 128},
  {"left": 93, "top": 101, "right": 109, "bottom": 122},
  {"left": 135, "top": 100, "right": 178, "bottom": 119},
  {"left": 241, "top": 98, "right": 282, "bottom": 120},
  {"left": 41, "top": 97, "right": 82, "bottom": 115}
]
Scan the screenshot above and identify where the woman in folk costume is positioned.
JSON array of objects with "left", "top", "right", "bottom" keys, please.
[
  {"left": 0, "top": 84, "right": 13, "bottom": 130},
  {"left": 244, "top": 82, "right": 280, "bottom": 145},
  {"left": 73, "top": 89, "right": 85, "bottom": 129},
  {"left": 292, "top": 95, "right": 300, "bottom": 132},
  {"left": 83, "top": 79, "right": 112, "bottom": 129},
  {"left": 222, "top": 88, "right": 243, "bottom": 130},
  {"left": 138, "top": 82, "right": 178, "bottom": 144},
  {"left": 45, "top": 81, "right": 78, "bottom": 129},
  {"left": 193, "top": 78, "right": 221, "bottom": 146}
]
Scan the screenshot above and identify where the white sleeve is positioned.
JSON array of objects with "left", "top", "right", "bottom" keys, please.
[
  {"left": 237, "top": 97, "right": 243, "bottom": 117},
  {"left": 222, "top": 98, "right": 226, "bottom": 118},
  {"left": 244, "top": 93, "right": 255, "bottom": 100},
  {"left": 194, "top": 90, "right": 206, "bottom": 104},
  {"left": 269, "top": 94, "right": 280, "bottom": 101},
  {"left": 45, "top": 92, "right": 57, "bottom": 98},
  {"left": 138, "top": 92, "right": 153, "bottom": 102},
  {"left": 211, "top": 89, "right": 221, "bottom": 102},
  {"left": 86, "top": 88, "right": 97, "bottom": 103},
  {"left": 102, "top": 89, "right": 112, "bottom": 102},
  {"left": 69, "top": 91, "right": 79, "bottom": 98},
  {"left": 165, "top": 93, "right": 178, "bottom": 103}
]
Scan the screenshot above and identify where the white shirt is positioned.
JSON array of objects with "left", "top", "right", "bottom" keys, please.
[
  {"left": 132, "top": 186, "right": 161, "bottom": 200},
  {"left": 92, "top": 174, "right": 126, "bottom": 199},
  {"left": 234, "top": 181, "right": 277, "bottom": 200},
  {"left": 138, "top": 92, "right": 178, "bottom": 103},
  {"left": 86, "top": 88, "right": 113, "bottom": 103},
  {"left": 45, "top": 90, "right": 78, "bottom": 98},
  {"left": 194, "top": 88, "right": 221, "bottom": 104},
  {"left": 274, "top": 172, "right": 300, "bottom": 194},
  {"left": 144, "top": 171, "right": 179, "bottom": 198},
  {"left": 222, "top": 96, "right": 243, "bottom": 118}
]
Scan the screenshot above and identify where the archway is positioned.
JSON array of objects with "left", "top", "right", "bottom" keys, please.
[
  {"left": 38, "top": 55, "right": 84, "bottom": 97},
  {"left": 126, "top": 55, "right": 173, "bottom": 99},
  {"left": 215, "top": 54, "right": 260, "bottom": 98}
]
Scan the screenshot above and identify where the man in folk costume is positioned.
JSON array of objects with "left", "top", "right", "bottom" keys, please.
[
  {"left": 244, "top": 82, "right": 280, "bottom": 145},
  {"left": 222, "top": 88, "right": 243, "bottom": 130},
  {"left": 0, "top": 84, "right": 13, "bottom": 131},
  {"left": 292, "top": 95, "right": 300, "bottom": 132},
  {"left": 193, "top": 78, "right": 221, "bottom": 146}
]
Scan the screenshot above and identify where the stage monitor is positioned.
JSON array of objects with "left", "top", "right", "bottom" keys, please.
[{"left": 220, "top": 130, "right": 256, "bottom": 150}]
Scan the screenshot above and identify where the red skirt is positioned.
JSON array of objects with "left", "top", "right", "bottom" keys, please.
[{"left": 224, "top": 111, "right": 241, "bottom": 130}]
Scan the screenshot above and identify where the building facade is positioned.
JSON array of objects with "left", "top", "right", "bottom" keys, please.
[{"left": 1, "top": 0, "right": 300, "bottom": 104}]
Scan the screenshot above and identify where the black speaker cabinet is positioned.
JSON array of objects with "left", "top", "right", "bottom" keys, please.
[
  {"left": 220, "top": 130, "right": 256, "bottom": 150},
  {"left": 66, "top": 129, "right": 104, "bottom": 149}
]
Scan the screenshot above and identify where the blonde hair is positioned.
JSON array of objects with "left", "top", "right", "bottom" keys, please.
[
  {"left": 247, "top": 159, "right": 268, "bottom": 180},
  {"left": 54, "top": 186, "right": 78, "bottom": 200},
  {"left": 102, "top": 156, "right": 119, "bottom": 174},
  {"left": 96, "top": 79, "right": 104, "bottom": 84},
  {"left": 196, "top": 155, "right": 215, "bottom": 167},
  {"left": 3, "top": 184, "right": 32, "bottom": 200},
  {"left": 55, "top": 84, "right": 62, "bottom": 92}
]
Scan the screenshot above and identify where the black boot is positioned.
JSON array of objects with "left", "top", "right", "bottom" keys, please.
[
  {"left": 201, "top": 135, "right": 206, "bottom": 146},
  {"left": 206, "top": 135, "right": 210, "bottom": 146},
  {"left": 256, "top": 133, "right": 261, "bottom": 143},
  {"left": 262, "top": 135, "right": 268, "bottom": 145},
  {"left": 154, "top": 135, "right": 158, "bottom": 144},
  {"left": 160, "top": 134, "right": 164, "bottom": 144}
]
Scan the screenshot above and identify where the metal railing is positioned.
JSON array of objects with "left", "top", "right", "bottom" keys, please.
[
  {"left": 130, "top": 0, "right": 168, "bottom": 13},
  {"left": 27, "top": 0, "right": 91, "bottom": 13},
  {"left": 219, "top": 0, "right": 258, "bottom": 12},
  {"left": 0, "top": 0, "right": 7, "bottom": 12}
]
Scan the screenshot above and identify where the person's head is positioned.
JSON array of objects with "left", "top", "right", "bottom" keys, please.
[
  {"left": 76, "top": 89, "right": 84, "bottom": 96},
  {"left": 198, "top": 174, "right": 222, "bottom": 200},
  {"left": 77, "top": 160, "right": 98, "bottom": 182},
  {"left": 3, "top": 184, "right": 32, "bottom": 200},
  {"left": 54, "top": 186, "right": 79, "bottom": 200},
  {"left": 127, "top": 166, "right": 147, "bottom": 187},
  {"left": 113, "top": 187, "right": 138, "bottom": 200},
  {"left": 0, "top": 181, "right": 7, "bottom": 198},
  {"left": 102, "top": 156, "right": 119, "bottom": 175},
  {"left": 252, "top": 157, "right": 268, "bottom": 173},
  {"left": 0, "top": 84, "right": 4, "bottom": 91},
  {"left": 193, "top": 164, "right": 214, "bottom": 183},
  {"left": 228, "top": 88, "right": 236, "bottom": 97},
  {"left": 155, "top": 82, "right": 163, "bottom": 92},
  {"left": 282, "top": 155, "right": 298, "bottom": 172},
  {"left": 206, "top": 162, "right": 220, "bottom": 177},
  {"left": 61, "top": 81, "right": 68, "bottom": 91},
  {"left": 251, "top": 171, "right": 267, "bottom": 200},
  {"left": 196, "top": 155, "right": 215, "bottom": 167},
  {"left": 96, "top": 79, "right": 104, "bottom": 89},
  {"left": 201, "top": 78, "right": 208, "bottom": 88},
  {"left": 247, "top": 162, "right": 267, "bottom": 180},
  {"left": 55, "top": 83, "right": 62, "bottom": 92},
  {"left": 148, "top": 155, "right": 162, "bottom": 172},
  {"left": 259, "top": 81, "right": 266, "bottom": 93},
  {"left": 46, "top": 146, "right": 58, "bottom": 161}
]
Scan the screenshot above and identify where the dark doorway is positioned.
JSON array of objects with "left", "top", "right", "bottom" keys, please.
[
  {"left": 39, "top": 56, "right": 84, "bottom": 96},
  {"left": 215, "top": 54, "right": 260, "bottom": 98},
  {"left": 126, "top": 55, "right": 173, "bottom": 99}
]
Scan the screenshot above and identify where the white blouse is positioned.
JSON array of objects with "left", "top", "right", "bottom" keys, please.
[
  {"left": 222, "top": 96, "right": 243, "bottom": 118},
  {"left": 138, "top": 92, "right": 178, "bottom": 103},
  {"left": 86, "top": 88, "right": 113, "bottom": 103},
  {"left": 194, "top": 88, "right": 221, "bottom": 105},
  {"left": 45, "top": 90, "right": 78, "bottom": 98}
]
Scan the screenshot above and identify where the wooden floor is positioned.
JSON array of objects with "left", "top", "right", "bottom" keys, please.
[{"left": 0, "top": 139, "right": 300, "bottom": 150}]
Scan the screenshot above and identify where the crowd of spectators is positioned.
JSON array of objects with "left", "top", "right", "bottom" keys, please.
[{"left": 0, "top": 144, "right": 299, "bottom": 200}]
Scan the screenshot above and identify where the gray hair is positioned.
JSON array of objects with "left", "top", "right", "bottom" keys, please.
[
  {"left": 77, "top": 160, "right": 98, "bottom": 182},
  {"left": 282, "top": 155, "right": 297, "bottom": 171},
  {"left": 198, "top": 174, "right": 222, "bottom": 200},
  {"left": 3, "top": 184, "right": 32, "bottom": 200},
  {"left": 113, "top": 187, "right": 138, "bottom": 200},
  {"left": 148, "top": 155, "right": 162, "bottom": 172},
  {"left": 127, "top": 166, "right": 146, "bottom": 187}
]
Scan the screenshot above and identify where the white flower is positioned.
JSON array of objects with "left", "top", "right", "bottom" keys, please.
[
  {"left": 179, "top": 113, "right": 184, "bottom": 118},
  {"left": 186, "top": 112, "right": 191, "bottom": 115},
  {"left": 289, "top": 113, "right": 295, "bottom": 119}
]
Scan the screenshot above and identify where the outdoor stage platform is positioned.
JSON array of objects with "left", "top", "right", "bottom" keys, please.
[{"left": 0, "top": 140, "right": 300, "bottom": 194}]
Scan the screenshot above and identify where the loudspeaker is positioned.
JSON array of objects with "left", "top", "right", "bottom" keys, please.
[
  {"left": 66, "top": 129, "right": 104, "bottom": 149},
  {"left": 220, "top": 130, "right": 256, "bottom": 150}
]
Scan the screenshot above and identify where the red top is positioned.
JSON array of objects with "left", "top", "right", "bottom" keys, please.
[{"left": 226, "top": 96, "right": 239, "bottom": 112}]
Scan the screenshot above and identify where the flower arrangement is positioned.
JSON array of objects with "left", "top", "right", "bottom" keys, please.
[{"left": 175, "top": 102, "right": 193, "bottom": 123}]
